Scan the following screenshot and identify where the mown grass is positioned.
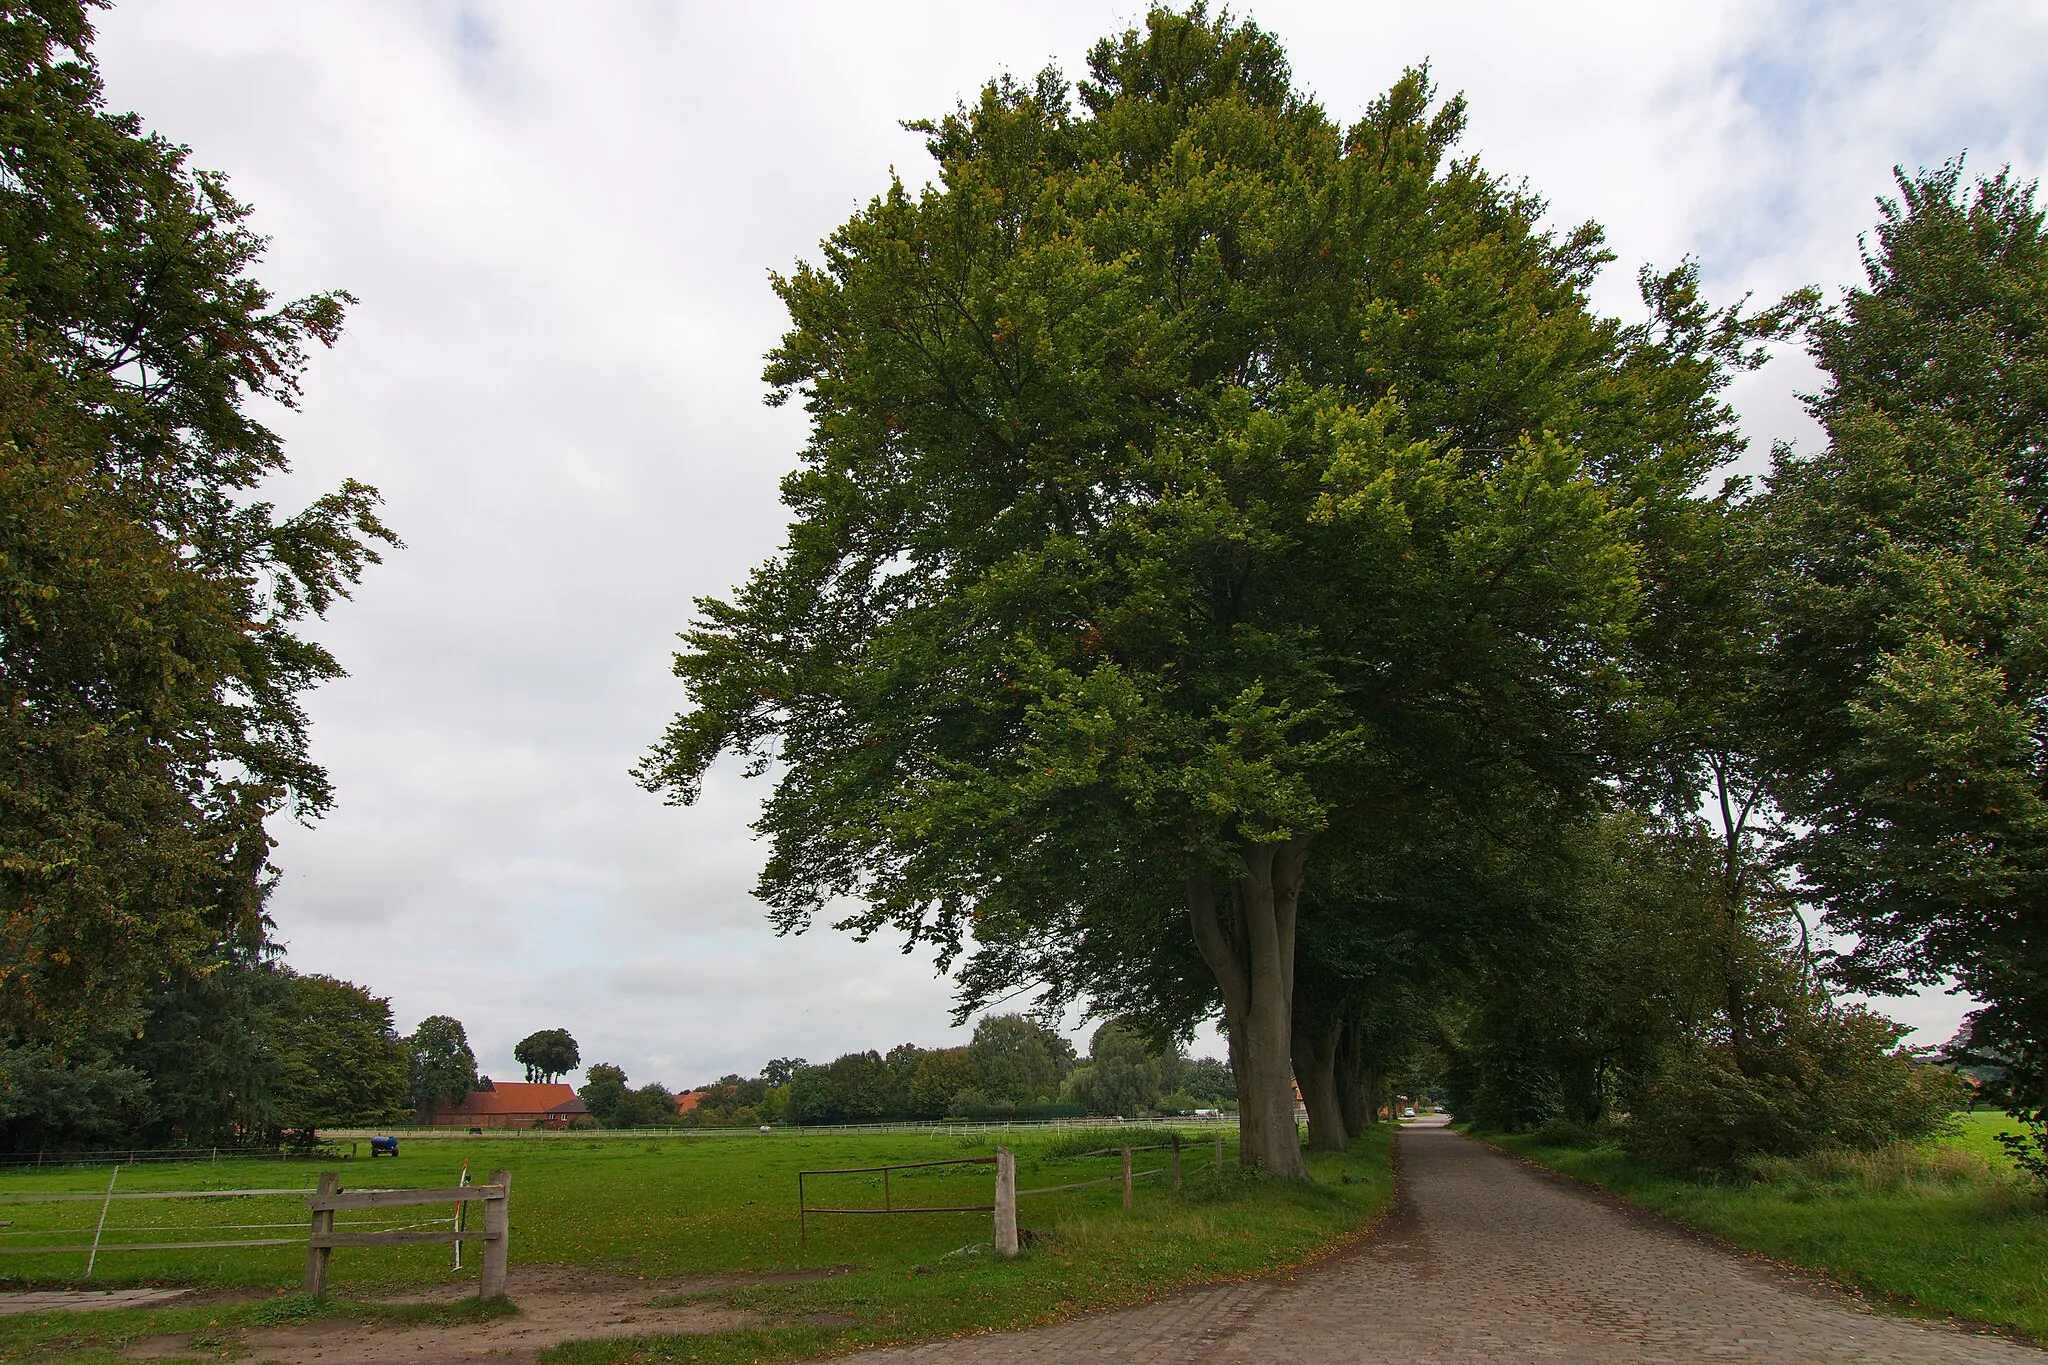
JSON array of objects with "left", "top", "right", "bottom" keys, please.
[
  {"left": 1480, "top": 1115, "right": 2048, "bottom": 1342},
  {"left": 0, "top": 1125, "right": 1394, "bottom": 1364}
]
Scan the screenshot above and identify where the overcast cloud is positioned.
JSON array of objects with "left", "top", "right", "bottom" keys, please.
[{"left": 85, "top": 1, "right": 2048, "bottom": 1088}]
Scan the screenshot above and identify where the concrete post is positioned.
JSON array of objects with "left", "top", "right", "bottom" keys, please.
[{"left": 993, "top": 1147, "right": 1018, "bottom": 1258}]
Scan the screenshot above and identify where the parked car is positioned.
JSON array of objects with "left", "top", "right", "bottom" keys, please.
[{"left": 1402, "top": 1107, "right": 1417, "bottom": 1118}]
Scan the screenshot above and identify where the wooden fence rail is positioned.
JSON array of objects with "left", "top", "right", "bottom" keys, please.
[
  {"left": 799, "top": 1138, "right": 1223, "bottom": 1261},
  {"left": 304, "top": 1169, "right": 511, "bottom": 1299}
]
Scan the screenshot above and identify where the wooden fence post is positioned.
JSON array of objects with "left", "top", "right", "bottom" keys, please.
[
  {"left": 305, "top": 1171, "right": 339, "bottom": 1297},
  {"left": 1121, "top": 1146, "right": 1133, "bottom": 1212},
  {"left": 1170, "top": 1134, "right": 1182, "bottom": 1192},
  {"left": 993, "top": 1147, "right": 1018, "bottom": 1258},
  {"left": 480, "top": 1169, "right": 511, "bottom": 1299},
  {"left": 1214, "top": 1131, "right": 1224, "bottom": 1175}
]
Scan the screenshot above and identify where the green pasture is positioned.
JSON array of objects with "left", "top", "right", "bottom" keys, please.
[
  {"left": 1482, "top": 1114, "right": 2048, "bottom": 1343},
  {"left": 0, "top": 1125, "right": 1395, "bottom": 1364}
]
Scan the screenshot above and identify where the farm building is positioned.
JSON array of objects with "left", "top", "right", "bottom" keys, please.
[{"left": 425, "top": 1081, "right": 589, "bottom": 1129}]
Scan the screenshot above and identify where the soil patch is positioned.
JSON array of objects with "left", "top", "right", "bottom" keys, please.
[
  {"left": 123, "top": 1266, "right": 844, "bottom": 1364},
  {"left": 0, "top": 1288, "right": 192, "bottom": 1316}
]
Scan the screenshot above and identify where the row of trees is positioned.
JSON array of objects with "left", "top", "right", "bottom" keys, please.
[
  {"left": 571, "top": 1015, "right": 1237, "bottom": 1129},
  {"left": 642, "top": 6, "right": 2026, "bottom": 1173}
]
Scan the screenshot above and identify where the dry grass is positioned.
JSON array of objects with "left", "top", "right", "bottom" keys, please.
[{"left": 1745, "top": 1140, "right": 2011, "bottom": 1194}]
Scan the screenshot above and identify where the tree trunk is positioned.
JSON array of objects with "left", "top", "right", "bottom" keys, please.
[
  {"left": 1334, "top": 1016, "right": 1369, "bottom": 1139},
  {"left": 1189, "top": 838, "right": 1311, "bottom": 1181},
  {"left": 1292, "top": 1010, "right": 1345, "bottom": 1151}
]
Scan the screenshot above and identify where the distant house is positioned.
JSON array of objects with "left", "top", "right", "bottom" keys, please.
[{"left": 425, "top": 1081, "right": 589, "bottom": 1129}]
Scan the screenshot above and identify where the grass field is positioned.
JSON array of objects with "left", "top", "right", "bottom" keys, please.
[
  {"left": 1481, "top": 1111, "right": 2048, "bottom": 1342},
  {"left": 0, "top": 1124, "right": 1395, "bottom": 1364}
]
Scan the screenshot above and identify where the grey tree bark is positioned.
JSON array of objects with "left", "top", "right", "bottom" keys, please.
[{"left": 1189, "top": 837, "right": 1312, "bottom": 1180}]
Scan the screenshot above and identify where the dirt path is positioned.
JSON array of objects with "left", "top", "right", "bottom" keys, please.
[
  {"left": 121, "top": 1266, "right": 840, "bottom": 1364},
  {"left": 848, "top": 1118, "right": 2047, "bottom": 1363}
]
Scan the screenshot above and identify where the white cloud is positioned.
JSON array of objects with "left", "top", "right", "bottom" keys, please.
[{"left": 85, "top": 0, "right": 2043, "bottom": 1078}]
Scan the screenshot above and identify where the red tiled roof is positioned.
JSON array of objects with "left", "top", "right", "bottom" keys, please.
[{"left": 438, "top": 1082, "right": 579, "bottom": 1118}]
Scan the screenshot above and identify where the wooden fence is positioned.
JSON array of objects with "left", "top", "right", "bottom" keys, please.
[
  {"left": 0, "top": 1166, "right": 513, "bottom": 1298},
  {"left": 305, "top": 1169, "right": 511, "bottom": 1298},
  {"left": 799, "top": 1137, "right": 1222, "bottom": 1259}
]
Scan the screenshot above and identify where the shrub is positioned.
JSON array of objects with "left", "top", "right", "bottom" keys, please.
[
  {"left": 1530, "top": 1117, "right": 1611, "bottom": 1148},
  {"left": 1623, "top": 1003, "right": 1967, "bottom": 1171}
]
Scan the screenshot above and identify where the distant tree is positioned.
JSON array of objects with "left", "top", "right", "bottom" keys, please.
[
  {"left": 785, "top": 1051, "right": 909, "bottom": 1123},
  {"left": 908, "top": 1047, "right": 980, "bottom": 1117},
  {"left": 270, "top": 972, "right": 408, "bottom": 1129},
  {"left": 1180, "top": 1057, "right": 1236, "bottom": 1105},
  {"left": 1063, "top": 1022, "right": 1164, "bottom": 1117},
  {"left": 683, "top": 1074, "right": 773, "bottom": 1126},
  {"left": 969, "top": 1016, "right": 1074, "bottom": 1108},
  {"left": 578, "top": 1063, "right": 629, "bottom": 1122},
  {"left": 404, "top": 1016, "right": 478, "bottom": 1119},
  {"left": 513, "top": 1028, "right": 580, "bottom": 1084},
  {"left": 762, "top": 1057, "right": 807, "bottom": 1087},
  {"left": 612, "top": 1082, "right": 676, "bottom": 1128}
]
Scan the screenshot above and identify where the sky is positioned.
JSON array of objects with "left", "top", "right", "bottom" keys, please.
[{"left": 87, "top": 1, "right": 2048, "bottom": 1089}]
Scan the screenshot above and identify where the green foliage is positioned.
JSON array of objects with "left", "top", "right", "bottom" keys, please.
[
  {"left": 577, "top": 1063, "right": 630, "bottom": 1123},
  {"left": 635, "top": 4, "right": 1739, "bottom": 1175},
  {"left": 762, "top": 1057, "right": 807, "bottom": 1087},
  {"left": 968, "top": 1015, "right": 1075, "bottom": 1108},
  {"left": 404, "top": 1016, "right": 478, "bottom": 1116},
  {"left": 907, "top": 1047, "right": 979, "bottom": 1116},
  {"left": 514, "top": 1028, "right": 581, "bottom": 1084},
  {"left": 1063, "top": 1021, "right": 1165, "bottom": 1116},
  {"left": 1177, "top": 1057, "right": 1235, "bottom": 1103},
  {"left": 1623, "top": 1001, "right": 1966, "bottom": 1172},
  {"left": 268, "top": 972, "right": 409, "bottom": 1130},
  {"left": 0, "top": 0, "right": 394, "bottom": 1063},
  {"left": 683, "top": 1073, "right": 778, "bottom": 1127},
  {"left": 1991, "top": 1124, "right": 2048, "bottom": 1187},
  {"left": 786, "top": 1051, "right": 902, "bottom": 1123},
  {"left": 1762, "top": 162, "right": 2048, "bottom": 1116},
  {"left": 611, "top": 1082, "right": 676, "bottom": 1128}
]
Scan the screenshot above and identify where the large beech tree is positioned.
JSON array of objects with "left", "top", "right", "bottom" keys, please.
[
  {"left": 1764, "top": 164, "right": 2048, "bottom": 1114},
  {"left": 0, "top": 1, "right": 393, "bottom": 1056},
  {"left": 640, "top": 9, "right": 1753, "bottom": 1175}
]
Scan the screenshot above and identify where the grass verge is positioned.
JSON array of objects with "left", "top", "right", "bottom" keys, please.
[
  {"left": 0, "top": 1126, "right": 1393, "bottom": 1364},
  {"left": 1477, "top": 1116, "right": 2048, "bottom": 1342}
]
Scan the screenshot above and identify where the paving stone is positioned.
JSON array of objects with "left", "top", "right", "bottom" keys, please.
[{"left": 846, "top": 1120, "right": 2043, "bottom": 1363}]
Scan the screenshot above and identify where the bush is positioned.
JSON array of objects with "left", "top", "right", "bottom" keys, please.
[
  {"left": 945, "top": 1088, "right": 1016, "bottom": 1121},
  {"left": 1530, "top": 1117, "right": 1612, "bottom": 1148},
  {"left": 1037, "top": 1126, "right": 1182, "bottom": 1159},
  {"left": 1623, "top": 1003, "right": 1967, "bottom": 1172},
  {"left": 610, "top": 1083, "right": 677, "bottom": 1128}
]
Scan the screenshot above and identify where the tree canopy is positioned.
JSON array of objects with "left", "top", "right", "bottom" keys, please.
[
  {"left": 515, "top": 1028, "right": 581, "bottom": 1084},
  {"left": 0, "top": 0, "right": 396, "bottom": 1150},
  {"left": 1763, "top": 163, "right": 2048, "bottom": 1118},
  {"left": 639, "top": 4, "right": 1789, "bottom": 1175}
]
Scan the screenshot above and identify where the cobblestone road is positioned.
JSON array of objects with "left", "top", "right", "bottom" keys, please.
[{"left": 849, "top": 1118, "right": 2042, "bottom": 1363}]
